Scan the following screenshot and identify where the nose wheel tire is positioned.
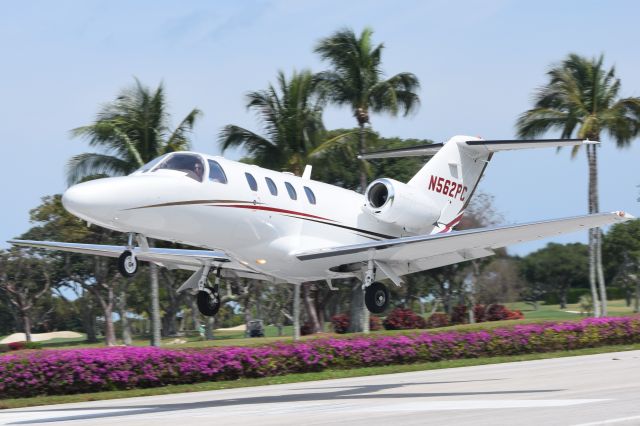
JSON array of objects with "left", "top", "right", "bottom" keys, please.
[
  {"left": 365, "top": 281, "right": 389, "bottom": 314},
  {"left": 197, "top": 286, "right": 221, "bottom": 317},
  {"left": 117, "top": 250, "right": 138, "bottom": 278}
]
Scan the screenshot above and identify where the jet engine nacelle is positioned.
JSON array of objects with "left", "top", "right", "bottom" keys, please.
[{"left": 363, "top": 178, "right": 440, "bottom": 233}]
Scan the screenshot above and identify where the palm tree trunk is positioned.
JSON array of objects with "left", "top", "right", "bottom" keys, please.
[
  {"left": 596, "top": 229, "right": 608, "bottom": 316},
  {"left": 293, "top": 283, "right": 301, "bottom": 340},
  {"left": 591, "top": 145, "right": 607, "bottom": 316},
  {"left": 358, "top": 123, "right": 368, "bottom": 193},
  {"left": 23, "top": 314, "right": 32, "bottom": 343},
  {"left": 205, "top": 316, "right": 215, "bottom": 340},
  {"left": 349, "top": 281, "right": 365, "bottom": 333},
  {"left": 149, "top": 262, "right": 162, "bottom": 346},
  {"left": 352, "top": 124, "right": 369, "bottom": 334},
  {"left": 590, "top": 144, "right": 607, "bottom": 316},
  {"left": 103, "top": 299, "right": 116, "bottom": 347},
  {"left": 190, "top": 296, "right": 201, "bottom": 334},
  {"left": 587, "top": 145, "right": 601, "bottom": 317},
  {"left": 301, "top": 283, "right": 321, "bottom": 333},
  {"left": 117, "top": 286, "right": 133, "bottom": 345}
]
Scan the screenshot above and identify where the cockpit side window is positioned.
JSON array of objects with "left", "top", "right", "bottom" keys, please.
[
  {"left": 153, "top": 153, "right": 205, "bottom": 182},
  {"left": 208, "top": 160, "right": 228, "bottom": 184}
]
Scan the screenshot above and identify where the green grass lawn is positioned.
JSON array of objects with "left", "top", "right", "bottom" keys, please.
[
  {"left": 506, "top": 299, "right": 638, "bottom": 320},
  {"left": 8, "top": 299, "right": 637, "bottom": 351}
]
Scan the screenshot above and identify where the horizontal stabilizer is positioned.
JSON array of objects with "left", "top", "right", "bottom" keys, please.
[{"left": 359, "top": 138, "right": 598, "bottom": 159}]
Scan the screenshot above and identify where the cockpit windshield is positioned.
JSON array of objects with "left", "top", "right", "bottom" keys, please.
[
  {"left": 133, "top": 154, "right": 169, "bottom": 174},
  {"left": 151, "top": 153, "right": 205, "bottom": 182}
]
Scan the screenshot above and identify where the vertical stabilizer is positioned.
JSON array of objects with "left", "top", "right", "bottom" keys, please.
[{"left": 407, "top": 135, "right": 491, "bottom": 233}]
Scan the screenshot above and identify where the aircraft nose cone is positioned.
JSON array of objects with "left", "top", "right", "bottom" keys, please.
[
  {"left": 62, "top": 179, "right": 117, "bottom": 224},
  {"left": 61, "top": 183, "right": 86, "bottom": 216}
]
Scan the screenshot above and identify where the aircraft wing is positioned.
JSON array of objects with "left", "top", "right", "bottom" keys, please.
[
  {"left": 8, "top": 239, "right": 270, "bottom": 281},
  {"left": 295, "top": 212, "right": 633, "bottom": 280}
]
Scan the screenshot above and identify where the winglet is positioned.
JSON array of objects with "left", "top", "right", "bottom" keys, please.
[{"left": 613, "top": 211, "right": 635, "bottom": 220}]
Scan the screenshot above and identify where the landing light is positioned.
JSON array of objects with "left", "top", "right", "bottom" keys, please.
[{"left": 256, "top": 259, "right": 267, "bottom": 265}]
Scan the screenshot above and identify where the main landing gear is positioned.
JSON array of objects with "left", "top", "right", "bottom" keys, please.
[
  {"left": 174, "top": 264, "right": 222, "bottom": 317},
  {"left": 197, "top": 283, "right": 221, "bottom": 317},
  {"left": 365, "top": 281, "right": 390, "bottom": 314},
  {"left": 362, "top": 260, "right": 390, "bottom": 314}
]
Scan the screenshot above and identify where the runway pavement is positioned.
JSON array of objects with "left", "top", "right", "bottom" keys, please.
[{"left": 2, "top": 350, "right": 640, "bottom": 426}]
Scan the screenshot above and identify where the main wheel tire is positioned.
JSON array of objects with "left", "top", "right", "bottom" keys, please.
[
  {"left": 197, "top": 287, "right": 221, "bottom": 316},
  {"left": 117, "top": 250, "right": 138, "bottom": 278},
  {"left": 365, "top": 281, "right": 389, "bottom": 314}
]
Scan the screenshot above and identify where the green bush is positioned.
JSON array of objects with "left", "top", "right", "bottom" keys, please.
[{"left": 542, "top": 287, "right": 629, "bottom": 305}]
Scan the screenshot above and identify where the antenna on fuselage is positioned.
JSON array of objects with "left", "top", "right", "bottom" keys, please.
[{"left": 302, "top": 165, "right": 312, "bottom": 180}]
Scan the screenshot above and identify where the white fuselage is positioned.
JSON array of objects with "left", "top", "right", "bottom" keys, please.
[{"left": 62, "top": 152, "right": 431, "bottom": 283}]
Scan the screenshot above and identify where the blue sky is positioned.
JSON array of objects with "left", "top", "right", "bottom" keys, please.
[{"left": 1, "top": 0, "right": 639, "bottom": 255}]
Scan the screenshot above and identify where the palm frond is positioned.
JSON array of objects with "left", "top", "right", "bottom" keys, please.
[
  {"left": 165, "top": 108, "right": 202, "bottom": 153},
  {"left": 71, "top": 78, "right": 198, "bottom": 177},
  {"left": 307, "top": 130, "right": 360, "bottom": 159},
  {"left": 516, "top": 108, "right": 571, "bottom": 138},
  {"left": 66, "top": 153, "right": 131, "bottom": 186}
]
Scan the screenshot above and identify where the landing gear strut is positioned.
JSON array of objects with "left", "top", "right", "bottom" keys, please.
[
  {"left": 118, "top": 233, "right": 139, "bottom": 278},
  {"left": 197, "top": 284, "right": 221, "bottom": 317},
  {"left": 362, "top": 259, "right": 390, "bottom": 314}
]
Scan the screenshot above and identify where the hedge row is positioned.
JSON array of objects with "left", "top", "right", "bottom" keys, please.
[
  {"left": 542, "top": 287, "right": 628, "bottom": 305},
  {"left": 1, "top": 316, "right": 639, "bottom": 399}
]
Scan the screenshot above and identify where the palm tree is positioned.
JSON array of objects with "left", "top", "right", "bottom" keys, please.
[
  {"left": 68, "top": 79, "right": 201, "bottom": 345},
  {"left": 220, "top": 69, "right": 337, "bottom": 175},
  {"left": 516, "top": 54, "right": 640, "bottom": 317},
  {"left": 314, "top": 27, "right": 420, "bottom": 332},
  {"left": 314, "top": 27, "right": 421, "bottom": 192}
]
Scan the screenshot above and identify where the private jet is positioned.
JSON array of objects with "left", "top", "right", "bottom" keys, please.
[{"left": 10, "top": 136, "right": 632, "bottom": 316}]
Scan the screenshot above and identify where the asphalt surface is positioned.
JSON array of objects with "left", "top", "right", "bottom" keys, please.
[{"left": 2, "top": 350, "right": 640, "bottom": 426}]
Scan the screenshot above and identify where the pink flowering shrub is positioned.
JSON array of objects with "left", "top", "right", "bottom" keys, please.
[
  {"left": 1, "top": 316, "right": 639, "bottom": 399},
  {"left": 369, "top": 315, "right": 382, "bottom": 331},
  {"left": 425, "top": 313, "right": 450, "bottom": 329},
  {"left": 331, "top": 314, "right": 350, "bottom": 334},
  {"left": 450, "top": 305, "right": 469, "bottom": 324},
  {"left": 383, "top": 308, "right": 426, "bottom": 330},
  {"left": 451, "top": 304, "right": 525, "bottom": 324},
  {"left": 331, "top": 314, "right": 383, "bottom": 334}
]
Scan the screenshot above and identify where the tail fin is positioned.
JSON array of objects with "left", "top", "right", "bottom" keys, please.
[
  {"left": 408, "top": 136, "right": 489, "bottom": 233},
  {"left": 361, "top": 136, "right": 597, "bottom": 234}
]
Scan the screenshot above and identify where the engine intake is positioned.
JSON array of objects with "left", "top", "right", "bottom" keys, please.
[
  {"left": 363, "top": 178, "right": 439, "bottom": 233},
  {"left": 367, "top": 180, "right": 393, "bottom": 209}
]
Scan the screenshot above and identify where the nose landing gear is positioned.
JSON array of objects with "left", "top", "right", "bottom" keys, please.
[
  {"left": 118, "top": 250, "right": 138, "bottom": 277},
  {"left": 118, "top": 233, "right": 140, "bottom": 278}
]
